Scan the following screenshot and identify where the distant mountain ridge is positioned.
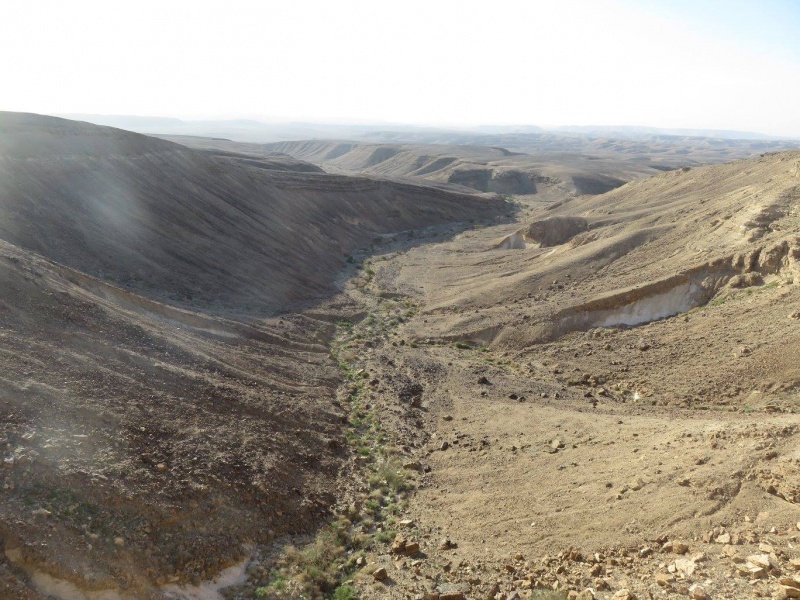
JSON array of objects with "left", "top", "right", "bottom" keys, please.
[
  {"left": 550, "top": 124, "right": 793, "bottom": 141},
  {"left": 55, "top": 113, "right": 798, "bottom": 145}
]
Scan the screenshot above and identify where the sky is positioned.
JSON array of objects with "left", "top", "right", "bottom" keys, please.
[{"left": 2, "top": 0, "right": 799, "bottom": 136}]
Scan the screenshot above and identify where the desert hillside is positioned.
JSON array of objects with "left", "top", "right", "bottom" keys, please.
[
  {"left": 324, "top": 150, "right": 800, "bottom": 600},
  {"left": 0, "top": 113, "right": 504, "bottom": 315},
  {"left": 264, "top": 140, "right": 645, "bottom": 196},
  {"left": 181, "top": 134, "right": 796, "bottom": 203},
  {"left": 2, "top": 114, "right": 800, "bottom": 600},
  {"left": 166, "top": 137, "right": 652, "bottom": 198},
  {"left": 0, "top": 113, "right": 505, "bottom": 599}
]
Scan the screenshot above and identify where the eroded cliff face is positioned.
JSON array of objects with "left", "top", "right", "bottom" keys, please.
[{"left": 389, "top": 152, "right": 800, "bottom": 348}]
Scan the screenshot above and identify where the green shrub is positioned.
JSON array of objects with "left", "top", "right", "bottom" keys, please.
[
  {"left": 369, "top": 459, "right": 413, "bottom": 494},
  {"left": 331, "top": 584, "right": 358, "bottom": 600},
  {"left": 374, "top": 530, "right": 395, "bottom": 543}
]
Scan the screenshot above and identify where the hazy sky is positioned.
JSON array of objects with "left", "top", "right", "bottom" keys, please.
[{"left": 3, "top": 0, "right": 799, "bottom": 136}]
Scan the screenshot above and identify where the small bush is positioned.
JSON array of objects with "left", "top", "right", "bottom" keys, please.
[
  {"left": 370, "top": 459, "right": 413, "bottom": 494},
  {"left": 257, "top": 520, "right": 354, "bottom": 599},
  {"left": 374, "top": 530, "right": 396, "bottom": 543},
  {"left": 332, "top": 584, "right": 357, "bottom": 600}
]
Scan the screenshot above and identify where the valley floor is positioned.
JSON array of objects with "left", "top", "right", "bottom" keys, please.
[{"left": 279, "top": 185, "right": 800, "bottom": 600}]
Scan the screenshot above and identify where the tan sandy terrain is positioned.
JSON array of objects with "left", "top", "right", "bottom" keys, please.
[
  {"left": 283, "top": 151, "right": 800, "bottom": 600},
  {"left": 255, "top": 140, "right": 664, "bottom": 197},
  {"left": 262, "top": 136, "right": 799, "bottom": 198}
]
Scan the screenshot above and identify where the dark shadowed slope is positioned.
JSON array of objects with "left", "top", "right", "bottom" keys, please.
[
  {"left": 0, "top": 113, "right": 505, "bottom": 315},
  {"left": 0, "top": 237, "right": 346, "bottom": 596}
]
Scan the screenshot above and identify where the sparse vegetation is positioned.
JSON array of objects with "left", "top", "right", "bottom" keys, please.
[
  {"left": 331, "top": 584, "right": 357, "bottom": 600},
  {"left": 246, "top": 519, "right": 359, "bottom": 600},
  {"left": 247, "top": 270, "right": 420, "bottom": 599},
  {"left": 710, "top": 279, "right": 782, "bottom": 307}
]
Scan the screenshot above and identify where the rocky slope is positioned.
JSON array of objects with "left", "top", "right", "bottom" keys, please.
[
  {"left": 244, "top": 150, "right": 800, "bottom": 600},
  {"left": 0, "top": 113, "right": 505, "bottom": 598}
]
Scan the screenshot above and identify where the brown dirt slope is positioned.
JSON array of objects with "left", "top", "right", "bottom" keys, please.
[
  {"left": 0, "top": 237, "right": 344, "bottom": 596},
  {"left": 0, "top": 114, "right": 506, "bottom": 597}
]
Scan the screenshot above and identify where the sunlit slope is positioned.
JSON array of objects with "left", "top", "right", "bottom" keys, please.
[
  {"left": 372, "top": 151, "right": 800, "bottom": 410},
  {"left": 390, "top": 152, "right": 800, "bottom": 338},
  {"left": 262, "top": 135, "right": 799, "bottom": 198}
]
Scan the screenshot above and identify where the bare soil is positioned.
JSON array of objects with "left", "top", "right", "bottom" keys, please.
[
  {"left": 3, "top": 113, "right": 800, "bottom": 600},
  {"left": 0, "top": 113, "right": 503, "bottom": 598},
  {"left": 317, "top": 151, "right": 800, "bottom": 599}
]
